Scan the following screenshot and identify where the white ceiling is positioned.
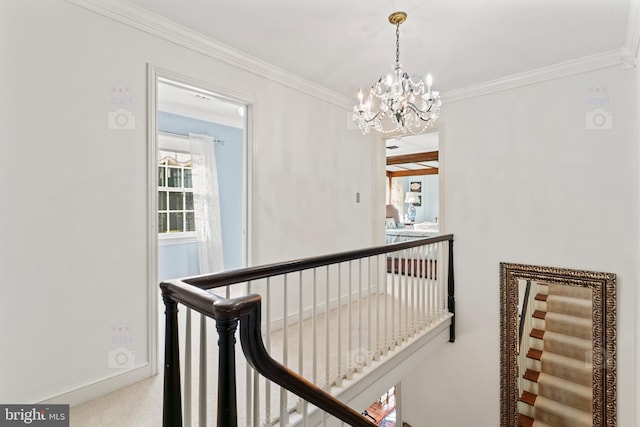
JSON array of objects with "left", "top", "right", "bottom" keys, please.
[
  {"left": 158, "top": 81, "right": 245, "bottom": 128},
  {"left": 386, "top": 132, "right": 439, "bottom": 155},
  {"left": 127, "top": 0, "right": 630, "bottom": 99},
  {"left": 386, "top": 132, "right": 439, "bottom": 172}
]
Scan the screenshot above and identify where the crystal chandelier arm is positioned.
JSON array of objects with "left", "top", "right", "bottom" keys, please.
[
  {"left": 357, "top": 109, "right": 384, "bottom": 124},
  {"left": 401, "top": 102, "right": 436, "bottom": 121}
]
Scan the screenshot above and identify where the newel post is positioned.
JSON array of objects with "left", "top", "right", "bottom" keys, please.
[
  {"left": 162, "top": 295, "right": 183, "bottom": 427},
  {"left": 447, "top": 238, "right": 456, "bottom": 343},
  {"left": 216, "top": 317, "right": 239, "bottom": 427}
]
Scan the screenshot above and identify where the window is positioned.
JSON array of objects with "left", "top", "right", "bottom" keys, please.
[{"left": 158, "top": 151, "right": 195, "bottom": 236}]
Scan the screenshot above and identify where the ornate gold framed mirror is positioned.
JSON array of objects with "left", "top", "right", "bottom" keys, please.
[{"left": 500, "top": 263, "right": 616, "bottom": 427}]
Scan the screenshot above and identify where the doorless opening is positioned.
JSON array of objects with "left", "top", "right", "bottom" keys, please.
[{"left": 147, "top": 67, "right": 252, "bottom": 374}]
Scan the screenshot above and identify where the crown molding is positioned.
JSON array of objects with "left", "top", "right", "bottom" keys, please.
[
  {"left": 67, "top": 0, "right": 638, "bottom": 109},
  {"left": 65, "top": 0, "right": 354, "bottom": 109},
  {"left": 442, "top": 49, "right": 625, "bottom": 104}
]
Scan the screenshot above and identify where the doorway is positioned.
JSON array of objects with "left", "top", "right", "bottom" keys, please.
[
  {"left": 363, "top": 385, "right": 398, "bottom": 426},
  {"left": 147, "top": 67, "right": 251, "bottom": 374},
  {"left": 384, "top": 130, "right": 442, "bottom": 233}
]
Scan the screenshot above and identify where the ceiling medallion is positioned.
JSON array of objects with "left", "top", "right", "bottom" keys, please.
[{"left": 353, "top": 11, "right": 441, "bottom": 135}]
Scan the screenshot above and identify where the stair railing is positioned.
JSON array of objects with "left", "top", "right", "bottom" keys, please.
[
  {"left": 161, "top": 234, "right": 454, "bottom": 426},
  {"left": 517, "top": 280, "right": 537, "bottom": 394}
]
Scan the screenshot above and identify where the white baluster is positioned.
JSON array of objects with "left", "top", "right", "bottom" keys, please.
[
  {"left": 185, "top": 308, "right": 192, "bottom": 427},
  {"left": 440, "top": 241, "right": 446, "bottom": 317},
  {"left": 246, "top": 281, "right": 253, "bottom": 426},
  {"left": 367, "top": 257, "right": 373, "bottom": 363},
  {"left": 347, "top": 262, "right": 353, "bottom": 379},
  {"left": 297, "top": 271, "right": 304, "bottom": 413},
  {"left": 391, "top": 251, "right": 397, "bottom": 351},
  {"left": 253, "top": 371, "right": 260, "bottom": 427},
  {"left": 302, "top": 401, "right": 308, "bottom": 427},
  {"left": 431, "top": 243, "right": 437, "bottom": 323},
  {"left": 265, "top": 277, "right": 272, "bottom": 426},
  {"left": 418, "top": 246, "right": 422, "bottom": 332},
  {"left": 312, "top": 269, "right": 318, "bottom": 385},
  {"left": 199, "top": 314, "right": 206, "bottom": 427},
  {"left": 358, "top": 258, "right": 363, "bottom": 371},
  {"left": 383, "top": 254, "right": 389, "bottom": 356},
  {"left": 324, "top": 265, "right": 330, "bottom": 391},
  {"left": 402, "top": 249, "right": 408, "bottom": 343},
  {"left": 375, "top": 255, "right": 380, "bottom": 360},
  {"left": 410, "top": 247, "right": 415, "bottom": 336},
  {"left": 281, "top": 274, "right": 288, "bottom": 425},
  {"left": 336, "top": 263, "right": 342, "bottom": 387}
]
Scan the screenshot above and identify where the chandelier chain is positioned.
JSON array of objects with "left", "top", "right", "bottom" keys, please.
[{"left": 395, "top": 23, "right": 400, "bottom": 67}]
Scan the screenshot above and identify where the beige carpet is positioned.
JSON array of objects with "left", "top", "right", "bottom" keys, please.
[{"left": 71, "top": 274, "right": 446, "bottom": 426}]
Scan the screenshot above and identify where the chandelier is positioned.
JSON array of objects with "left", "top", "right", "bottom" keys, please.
[{"left": 353, "top": 12, "right": 441, "bottom": 135}]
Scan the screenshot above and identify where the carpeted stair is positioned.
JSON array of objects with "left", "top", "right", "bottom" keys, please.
[{"left": 518, "top": 283, "right": 593, "bottom": 427}]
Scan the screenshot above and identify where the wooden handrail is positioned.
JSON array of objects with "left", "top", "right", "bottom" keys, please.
[
  {"left": 518, "top": 280, "right": 532, "bottom": 346},
  {"left": 183, "top": 234, "right": 454, "bottom": 290}
]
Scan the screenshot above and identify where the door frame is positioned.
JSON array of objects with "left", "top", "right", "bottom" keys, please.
[
  {"left": 377, "top": 124, "right": 446, "bottom": 238},
  {"left": 146, "top": 65, "right": 255, "bottom": 374}
]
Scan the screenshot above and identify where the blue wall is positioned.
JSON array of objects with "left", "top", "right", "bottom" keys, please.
[
  {"left": 158, "top": 242, "right": 201, "bottom": 282},
  {"left": 158, "top": 111, "right": 244, "bottom": 281},
  {"left": 401, "top": 175, "right": 439, "bottom": 223}
]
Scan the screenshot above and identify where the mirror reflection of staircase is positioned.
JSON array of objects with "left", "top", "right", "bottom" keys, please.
[{"left": 518, "top": 283, "right": 593, "bottom": 427}]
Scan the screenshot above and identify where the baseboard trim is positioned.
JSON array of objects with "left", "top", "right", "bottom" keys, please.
[{"left": 39, "top": 364, "right": 152, "bottom": 407}]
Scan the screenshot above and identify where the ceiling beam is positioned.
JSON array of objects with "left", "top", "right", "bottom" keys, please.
[
  {"left": 387, "top": 168, "right": 439, "bottom": 178},
  {"left": 386, "top": 151, "right": 438, "bottom": 165}
]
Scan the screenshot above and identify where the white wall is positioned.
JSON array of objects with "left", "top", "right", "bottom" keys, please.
[
  {"left": 0, "top": 0, "right": 376, "bottom": 404},
  {"left": 401, "top": 66, "right": 638, "bottom": 425}
]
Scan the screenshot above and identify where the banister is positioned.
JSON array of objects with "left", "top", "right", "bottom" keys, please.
[
  {"left": 184, "top": 234, "right": 454, "bottom": 290},
  {"left": 160, "top": 286, "right": 378, "bottom": 426},
  {"left": 518, "top": 280, "right": 532, "bottom": 346},
  {"left": 161, "top": 234, "right": 455, "bottom": 426}
]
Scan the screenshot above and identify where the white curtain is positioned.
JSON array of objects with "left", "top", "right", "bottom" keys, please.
[
  {"left": 391, "top": 179, "right": 404, "bottom": 221},
  {"left": 189, "top": 133, "right": 224, "bottom": 274}
]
